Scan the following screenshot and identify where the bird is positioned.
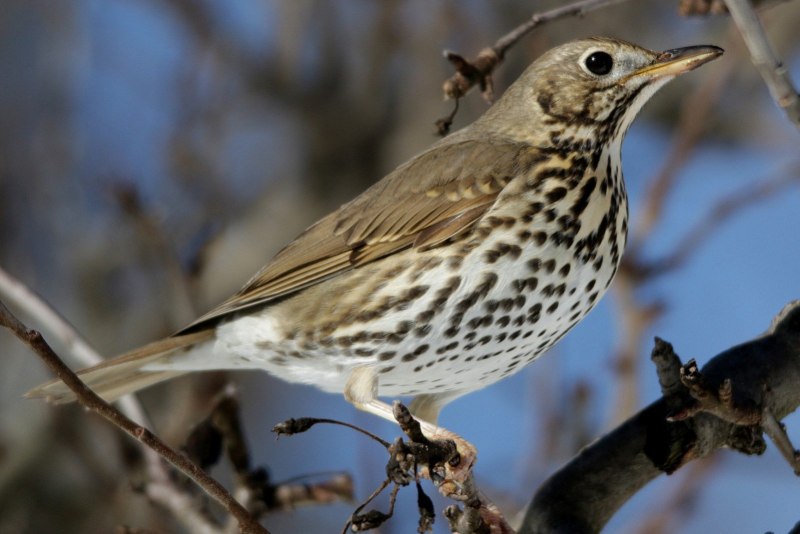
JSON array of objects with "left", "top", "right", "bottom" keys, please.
[{"left": 29, "top": 37, "right": 722, "bottom": 474}]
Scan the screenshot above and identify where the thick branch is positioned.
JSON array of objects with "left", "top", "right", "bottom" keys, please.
[{"left": 520, "top": 301, "right": 800, "bottom": 533}]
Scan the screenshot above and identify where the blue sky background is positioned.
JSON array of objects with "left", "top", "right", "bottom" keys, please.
[{"left": 1, "top": 1, "right": 799, "bottom": 533}]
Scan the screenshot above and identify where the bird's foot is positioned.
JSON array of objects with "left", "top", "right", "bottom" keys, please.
[{"left": 390, "top": 400, "right": 477, "bottom": 499}]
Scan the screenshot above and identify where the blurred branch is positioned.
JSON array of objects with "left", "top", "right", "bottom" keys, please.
[
  {"left": 520, "top": 301, "right": 800, "bottom": 533},
  {"left": 180, "top": 389, "right": 353, "bottom": 533},
  {"left": 609, "top": 34, "right": 735, "bottom": 425},
  {"left": 724, "top": 0, "right": 800, "bottom": 129},
  {"left": 0, "top": 266, "right": 103, "bottom": 368},
  {"left": 0, "top": 299, "right": 268, "bottom": 534},
  {"left": 630, "top": 34, "right": 736, "bottom": 249},
  {"left": 113, "top": 183, "right": 199, "bottom": 327},
  {"left": 678, "top": 0, "right": 788, "bottom": 15},
  {"left": 0, "top": 266, "right": 233, "bottom": 531},
  {"left": 629, "top": 456, "right": 719, "bottom": 534},
  {"left": 0, "top": 266, "right": 149, "bottom": 422},
  {"left": 638, "top": 162, "right": 800, "bottom": 277}
]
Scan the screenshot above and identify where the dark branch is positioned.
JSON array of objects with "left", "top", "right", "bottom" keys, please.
[
  {"left": 520, "top": 301, "right": 800, "bottom": 534},
  {"left": 1, "top": 300, "right": 269, "bottom": 534}
]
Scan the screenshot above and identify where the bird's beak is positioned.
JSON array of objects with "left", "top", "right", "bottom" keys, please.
[{"left": 628, "top": 45, "right": 724, "bottom": 81}]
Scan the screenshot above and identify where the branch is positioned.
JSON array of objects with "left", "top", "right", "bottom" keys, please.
[
  {"left": 636, "top": 161, "right": 800, "bottom": 278},
  {"left": 0, "top": 266, "right": 228, "bottom": 531},
  {"left": 0, "top": 266, "right": 104, "bottom": 368},
  {"left": 113, "top": 182, "right": 199, "bottom": 327},
  {"left": 441, "top": 0, "right": 633, "bottom": 100},
  {"left": 0, "top": 299, "right": 269, "bottom": 534},
  {"left": 520, "top": 300, "right": 800, "bottom": 533},
  {"left": 436, "top": 0, "right": 634, "bottom": 134},
  {"left": 628, "top": 34, "right": 734, "bottom": 249},
  {"left": 724, "top": 0, "right": 800, "bottom": 129}
]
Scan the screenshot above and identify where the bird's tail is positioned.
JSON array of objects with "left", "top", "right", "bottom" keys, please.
[{"left": 25, "top": 330, "right": 214, "bottom": 404}]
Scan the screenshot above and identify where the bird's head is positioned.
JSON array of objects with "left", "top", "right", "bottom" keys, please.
[{"left": 476, "top": 37, "right": 723, "bottom": 146}]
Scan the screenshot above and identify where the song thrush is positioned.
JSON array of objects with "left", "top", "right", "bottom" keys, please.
[{"left": 29, "top": 37, "right": 722, "bottom": 477}]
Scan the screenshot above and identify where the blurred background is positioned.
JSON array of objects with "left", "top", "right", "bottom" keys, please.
[{"left": 1, "top": 1, "right": 799, "bottom": 532}]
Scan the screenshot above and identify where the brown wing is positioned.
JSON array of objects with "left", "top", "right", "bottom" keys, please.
[{"left": 179, "top": 137, "right": 535, "bottom": 332}]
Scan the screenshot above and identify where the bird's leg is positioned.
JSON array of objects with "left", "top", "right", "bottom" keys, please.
[
  {"left": 408, "top": 391, "right": 467, "bottom": 424},
  {"left": 344, "top": 367, "right": 477, "bottom": 497}
]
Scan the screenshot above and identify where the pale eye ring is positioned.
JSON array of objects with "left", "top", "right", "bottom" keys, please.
[{"left": 584, "top": 51, "right": 614, "bottom": 75}]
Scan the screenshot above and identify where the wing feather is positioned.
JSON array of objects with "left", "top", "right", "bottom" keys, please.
[{"left": 180, "top": 137, "right": 535, "bottom": 332}]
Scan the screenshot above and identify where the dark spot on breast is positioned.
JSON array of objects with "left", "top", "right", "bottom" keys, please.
[
  {"left": 484, "top": 250, "right": 501, "bottom": 263},
  {"left": 416, "top": 310, "right": 435, "bottom": 323},
  {"left": 386, "top": 333, "right": 404, "bottom": 344},
  {"left": 571, "top": 176, "right": 597, "bottom": 217},
  {"left": 546, "top": 187, "right": 567, "bottom": 203},
  {"left": 436, "top": 341, "right": 459, "bottom": 354},
  {"left": 513, "top": 277, "right": 538, "bottom": 293},
  {"left": 396, "top": 321, "right": 413, "bottom": 334},
  {"left": 414, "top": 324, "right": 432, "bottom": 337}
]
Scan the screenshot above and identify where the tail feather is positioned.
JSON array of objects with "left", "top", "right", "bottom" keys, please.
[{"left": 25, "top": 330, "right": 214, "bottom": 404}]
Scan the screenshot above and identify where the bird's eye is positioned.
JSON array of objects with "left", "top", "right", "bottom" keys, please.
[{"left": 584, "top": 51, "right": 613, "bottom": 75}]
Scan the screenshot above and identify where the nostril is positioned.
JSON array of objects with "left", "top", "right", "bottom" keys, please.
[{"left": 656, "top": 51, "right": 676, "bottom": 62}]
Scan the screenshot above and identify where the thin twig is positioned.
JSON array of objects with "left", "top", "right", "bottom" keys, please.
[
  {"left": 441, "top": 0, "right": 634, "bottom": 101},
  {"left": 1, "top": 266, "right": 223, "bottom": 531},
  {"left": 724, "top": 0, "right": 800, "bottom": 129},
  {"left": 0, "top": 264, "right": 154, "bottom": 424},
  {"left": 494, "top": 0, "right": 631, "bottom": 56},
  {"left": 0, "top": 300, "right": 268, "bottom": 534}
]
